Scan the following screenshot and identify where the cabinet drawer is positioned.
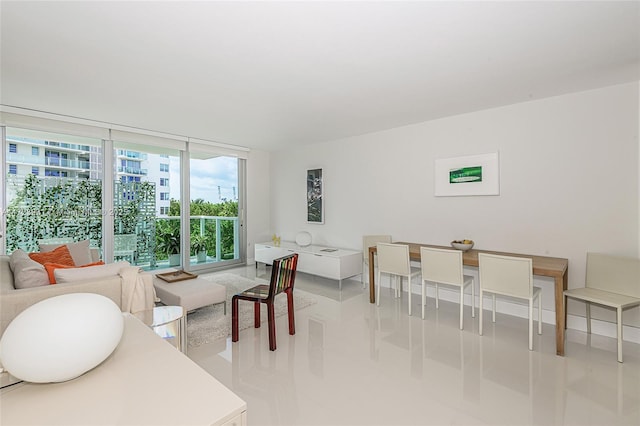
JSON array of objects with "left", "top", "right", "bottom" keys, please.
[{"left": 298, "top": 252, "right": 340, "bottom": 279}]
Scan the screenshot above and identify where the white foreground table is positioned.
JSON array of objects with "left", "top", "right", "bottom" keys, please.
[{"left": 1, "top": 314, "right": 246, "bottom": 426}]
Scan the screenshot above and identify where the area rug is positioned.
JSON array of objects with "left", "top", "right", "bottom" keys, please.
[{"left": 186, "top": 273, "right": 317, "bottom": 348}]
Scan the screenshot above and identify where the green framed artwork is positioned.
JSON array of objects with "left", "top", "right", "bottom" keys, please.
[
  {"left": 449, "top": 166, "right": 482, "bottom": 183},
  {"left": 435, "top": 152, "right": 499, "bottom": 196}
]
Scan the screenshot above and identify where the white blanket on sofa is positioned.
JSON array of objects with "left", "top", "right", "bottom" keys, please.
[{"left": 119, "top": 267, "right": 156, "bottom": 313}]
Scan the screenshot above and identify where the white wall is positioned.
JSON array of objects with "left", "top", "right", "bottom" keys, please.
[
  {"left": 263, "top": 82, "right": 639, "bottom": 332},
  {"left": 246, "top": 149, "right": 271, "bottom": 262}
]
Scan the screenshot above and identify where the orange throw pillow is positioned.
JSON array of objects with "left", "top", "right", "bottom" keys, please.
[
  {"left": 29, "top": 245, "right": 75, "bottom": 269},
  {"left": 44, "top": 261, "right": 105, "bottom": 284}
]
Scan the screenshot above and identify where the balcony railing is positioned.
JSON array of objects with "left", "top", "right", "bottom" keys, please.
[
  {"left": 44, "top": 141, "right": 92, "bottom": 152},
  {"left": 6, "top": 137, "right": 93, "bottom": 153},
  {"left": 117, "top": 166, "right": 148, "bottom": 175},
  {"left": 116, "top": 150, "right": 148, "bottom": 160},
  {"left": 7, "top": 153, "right": 91, "bottom": 170},
  {"left": 156, "top": 215, "right": 240, "bottom": 262},
  {"left": 5, "top": 176, "right": 240, "bottom": 270},
  {"left": 45, "top": 157, "right": 91, "bottom": 169},
  {"left": 191, "top": 215, "right": 240, "bottom": 261}
]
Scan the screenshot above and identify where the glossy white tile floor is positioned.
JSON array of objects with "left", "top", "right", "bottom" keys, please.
[{"left": 188, "top": 266, "right": 640, "bottom": 426}]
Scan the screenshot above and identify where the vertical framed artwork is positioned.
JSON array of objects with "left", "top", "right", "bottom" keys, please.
[
  {"left": 435, "top": 152, "right": 500, "bottom": 196},
  {"left": 307, "top": 168, "right": 324, "bottom": 224}
]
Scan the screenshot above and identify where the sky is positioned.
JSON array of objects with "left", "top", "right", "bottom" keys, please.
[{"left": 169, "top": 156, "right": 238, "bottom": 203}]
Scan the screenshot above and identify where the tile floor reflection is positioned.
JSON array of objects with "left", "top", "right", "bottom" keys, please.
[{"left": 188, "top": 266, "right": 640, "bottom": 426}]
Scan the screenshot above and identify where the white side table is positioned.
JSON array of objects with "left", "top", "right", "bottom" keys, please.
[{"left": 135, "top": 306, "right": 186, "bottom": 353}]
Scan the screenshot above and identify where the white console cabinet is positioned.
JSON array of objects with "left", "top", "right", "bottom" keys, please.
[{"left": 255, "top": 241, "right": 361, "bottom": 290}]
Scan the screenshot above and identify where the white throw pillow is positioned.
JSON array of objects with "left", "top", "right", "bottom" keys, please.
[
  {"left": 8, "top": 250, "right": 49, "bottom": 289},
  {"left": 9, "top": 249, "right": 29, "bottom": 270},
  {"left": 54, "top": 261, "right": 130, "bottom": 283},
  {"left": 39, "top": 240, "right": 93, "bottom": 266}
]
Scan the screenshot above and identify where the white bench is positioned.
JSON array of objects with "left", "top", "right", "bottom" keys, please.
[{"left": 564, "top": 252, "right": 640, "bottom": 362}]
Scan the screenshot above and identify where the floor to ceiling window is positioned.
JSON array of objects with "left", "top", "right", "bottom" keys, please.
[
  {"left": 188, "top": 149, "right": 241, "bottom": 270},
  {"left": 2, "top": 115, "right": 247, "bottom": 272},
  {"left": 4, "top": 127, "right": 103, "bottom": 253},
  {"left": 112, "top": 137, "right": 182, "bottom": 271}
]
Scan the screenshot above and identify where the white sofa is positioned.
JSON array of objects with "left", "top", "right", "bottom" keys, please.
[{"left": 0, "top": 254, "right": 154, "bottom": 337}]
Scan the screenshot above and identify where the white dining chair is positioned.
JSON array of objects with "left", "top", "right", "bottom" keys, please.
[
  {"left": 376, "top": 243, "right": 421, "bottom": 316},
  {"left": 564, "top": 252, "right": 640, "bottom": 362},
  {"left": 420, "top": 247, "right": 475, "bottom": 328},
  {"left": 478, "top": 253, "right": 542, "bottom": 350},
  {"left": 362, "top": 235, "right": 392, "bottom": 288}
]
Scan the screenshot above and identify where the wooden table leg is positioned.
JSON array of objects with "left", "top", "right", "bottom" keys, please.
[
  {"left": 555, "top": 271, "right": 568, "bottom": 356},
  {"left": 369, "top": 248, "right": 376, "bottom": 304}
]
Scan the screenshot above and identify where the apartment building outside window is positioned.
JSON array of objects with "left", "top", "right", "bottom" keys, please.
[
  {"left": 9, "top": 164, "right": 17, "bottom": 174},
  {"left": 4, "top": 128, "right": 103, "bottom": 256},
  {"left": 160, "top": 163, "right": 169, "bottom": 172}
]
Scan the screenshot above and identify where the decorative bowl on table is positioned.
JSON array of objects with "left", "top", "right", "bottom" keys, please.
[
  {"left": 451, "top": 240, "right": 474, "bottom": 251},
  {"left": 295, "top": 231, "right": 312, "bottom": 247}
]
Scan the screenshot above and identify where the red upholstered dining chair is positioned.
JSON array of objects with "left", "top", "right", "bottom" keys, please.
[{"left": 232, "top": 253, "right": 299, "bottom": 351}]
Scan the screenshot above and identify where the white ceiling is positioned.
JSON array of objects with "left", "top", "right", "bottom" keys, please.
[{"left": 1, "top": 1, "right": 639, "bottom": 152}]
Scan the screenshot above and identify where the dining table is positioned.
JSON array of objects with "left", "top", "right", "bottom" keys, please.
[{"left": 368, "top": 242, "right": 569, "bottom": 356}]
